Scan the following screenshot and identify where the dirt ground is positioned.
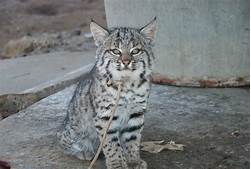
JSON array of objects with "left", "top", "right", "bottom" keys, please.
[{"left": 0, "top": 0, "right": 106, "bottom": 56}]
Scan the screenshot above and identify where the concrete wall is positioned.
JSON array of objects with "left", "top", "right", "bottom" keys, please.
[{"left": 104, "top": 0, "right": 249, "bottom": 85}]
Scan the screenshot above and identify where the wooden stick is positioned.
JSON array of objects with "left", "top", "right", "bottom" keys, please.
[{"left": 88, "top": 81, "right": 123, "bottom": 169}]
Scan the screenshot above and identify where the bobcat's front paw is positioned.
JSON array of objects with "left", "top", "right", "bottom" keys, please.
[
  {"left": 128, "top": 159, "right": 147, "bottom": 169},
  {"left": 106, "top": 160, "right": 129, "bottom": 169}
]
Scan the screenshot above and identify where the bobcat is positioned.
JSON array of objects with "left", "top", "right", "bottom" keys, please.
[{"left": 57, "top": 18, "right": 157, "bottom": 169}]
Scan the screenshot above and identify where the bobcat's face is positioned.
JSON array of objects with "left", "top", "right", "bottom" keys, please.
[
  {"left": 90, "top": 18, "right": 157, "bottom": 80},
  {"left": 102, "top": 28, "right": 151, "bottom": 73}
]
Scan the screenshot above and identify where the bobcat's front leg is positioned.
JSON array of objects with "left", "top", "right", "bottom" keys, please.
[
  {"left": 121, "top": 113, "right": 147, "bottom": 169},
  {"left": 95, "top": 118, "right": 128, "bottom": 169},
  {"left": 121, "top": 132, "right": 147, "bottom": 169}
]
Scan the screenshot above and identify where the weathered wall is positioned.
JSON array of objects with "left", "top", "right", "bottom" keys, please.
[{"left": 105, "top": 0, "right": 249, "bottom": 86}]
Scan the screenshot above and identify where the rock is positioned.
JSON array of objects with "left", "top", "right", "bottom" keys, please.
[
  {"left": 0, "top": 85, "right": 105, "bottom": 169},
  {"left": 0, "top": 84, "right": 249, "bottom": 169},
  {"left": 0, "top": 160, "right": 11, "bottom": 169},
  {"left": 2, "top": 36, "right": 34, "bottom": 58},
  {"left": 70, "top": 28, "right": 82, "bottom": 36},
  {"left": 2, "top": 35, "right": 59, "bottom": 58},
  {"left": 84, "top": 32, "right": 93, "bottom": 40},
  {"left": 1, "top": 30, "right": 97, "bottom": 59}
]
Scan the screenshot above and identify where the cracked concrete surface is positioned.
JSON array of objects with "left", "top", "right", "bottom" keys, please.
[{"left": 0, "top": 84, "right": 249, "bottom": 169}]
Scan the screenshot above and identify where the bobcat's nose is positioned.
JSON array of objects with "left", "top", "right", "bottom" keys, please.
[
  {"left": 121, "top": 55, "right": 131, "bottom": 66},
  {"left": 122, "top": 59, "right": 131, "bottom": 66}
]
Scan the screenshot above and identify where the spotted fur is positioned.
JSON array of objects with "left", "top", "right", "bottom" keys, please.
[{"left": 57, "top": 18, "right": 157, "bottom": 169}]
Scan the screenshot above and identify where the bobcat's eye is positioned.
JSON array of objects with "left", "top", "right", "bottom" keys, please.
[
  {"left": 130, "top": 48, "right": 141, "bottom": 56},
  {"left": 110, "top": 49, "right": 121, "bottom": 56}
]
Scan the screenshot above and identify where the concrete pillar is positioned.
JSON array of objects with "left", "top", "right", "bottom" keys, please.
[{"left": 104, "top": 0, "right": 249, "bottom": 87}]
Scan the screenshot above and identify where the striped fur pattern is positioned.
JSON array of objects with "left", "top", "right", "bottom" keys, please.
[{"left": 57, "top": 18, "right": 157, "bottom": 169}]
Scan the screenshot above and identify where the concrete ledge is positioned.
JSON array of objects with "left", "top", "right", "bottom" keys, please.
[
  {"left": 0, "top": 51, "right": 95, "bottom": 95},
  {"left": 21, "top": 63, "right": 93, "bottom": 94},
  {"left": 0, "top": 51, "right": 95, "bottom": 119}
]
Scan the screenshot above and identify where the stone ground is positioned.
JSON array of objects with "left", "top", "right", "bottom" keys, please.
[{"left": 0, "top": 84, "right": 249, "bottom": 169}]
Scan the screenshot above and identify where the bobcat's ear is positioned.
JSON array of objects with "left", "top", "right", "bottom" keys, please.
[
  {"left": 90, "top": 20, "right": 109, "bottom": 46},
  {"left": 140, "top": 17, "right": 157, "bottom": 43}
]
